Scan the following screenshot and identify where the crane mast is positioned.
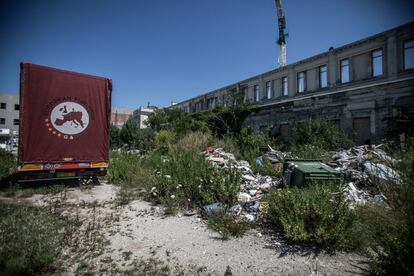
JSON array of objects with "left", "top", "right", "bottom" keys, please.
[{"left": 275, "top": 0, "right": 287, "bottom": 67}]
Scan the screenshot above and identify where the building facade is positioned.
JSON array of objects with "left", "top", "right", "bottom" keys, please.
[
  {"left": 111, "top": 107, "right": 134, "bottom": 128},
  {"left": 132, "top": 106, "right": 157, "bottom": 129},
  {"left": 174, "top": 22, "right": 414, "bottom": 144},
  {"left": 0, "top": 93, "right": 20, "bottom": 134}
]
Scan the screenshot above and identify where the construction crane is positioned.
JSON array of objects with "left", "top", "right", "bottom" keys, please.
[{"left": 275, "top": 0, "right": 287, "bottom": 67}]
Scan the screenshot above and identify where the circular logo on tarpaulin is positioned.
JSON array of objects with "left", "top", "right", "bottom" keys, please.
[{"left": 44, "top": 101, "right": 89, "bottom": 139}]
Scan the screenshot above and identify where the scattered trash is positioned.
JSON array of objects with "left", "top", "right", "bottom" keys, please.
[
  {"left": 331, "top": 144, "right": 398, "bottom": 206},
  {"left": 229, "top": 204, "right": 242, "bottom": 215},
  {"left": 244, "top": 214, "right": 255, "bottom": 222},
  {"left": 255, "top": 157, "right": 264, "bottom": 167},
  {"left": 183, "top": 210, "right": 197, "bottom": 216},
  {"left": 362, "top": 161, "right": 400, "bottom": 181},
  {"left": 201, "top": 144, "right": 397, "bottom": 216},
  {"left": 242, "top": 174, "right": 256, "bottom": 182},
  {"left": 202, "top": 202, "right": 223, "bottom": 215},
  {"left": 265, "top": 145, "right": 288, "bottom": 163},
  {"left": 237, "top": 192, "right": 251, "bottom": 203}
]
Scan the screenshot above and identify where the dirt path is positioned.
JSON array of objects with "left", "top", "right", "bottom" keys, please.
[{"left": 17, "top": 182, "right": 368, "bottom": 275}]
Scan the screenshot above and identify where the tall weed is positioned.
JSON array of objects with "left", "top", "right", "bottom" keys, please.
[
  {"left": 360, "top": 141, "right": 414, "bottom": 275},
  {"left": 0, "top": 205, "right": 77, "bottom": 275},
  {"left": 267, "top": 183, "right": 354, "bottom": 249},
  {"left": 154, "top": 148, "right": 240, "bottom": 209}
]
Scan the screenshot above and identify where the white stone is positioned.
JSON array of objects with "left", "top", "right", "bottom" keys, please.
[
  {"left": 237, "top": 192, "right": 251, "bottom": 203},
  {"left": 259, "top": 183, "right": 271, "bottom": 192},
  {"left": 242, "top": 174, "right": 256, "bottom": 182}
]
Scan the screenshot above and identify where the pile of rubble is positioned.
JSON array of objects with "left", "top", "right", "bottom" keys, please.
[
  {"left": 330, "top": 144, "right": 399, "bottom": 206},
  {"left": 204, "top": 146, "right": 282, "bottom": 221}
]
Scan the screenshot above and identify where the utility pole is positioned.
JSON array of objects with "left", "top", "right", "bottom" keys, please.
[{"left": 275, "top": 0, "right": 287, "bottom": 67}]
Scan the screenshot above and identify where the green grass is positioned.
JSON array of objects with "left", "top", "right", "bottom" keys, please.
[{"left": 108, "top": 150, "right": 156, "bottom": 188}]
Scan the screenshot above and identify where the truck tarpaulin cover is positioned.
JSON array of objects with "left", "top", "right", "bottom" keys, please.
[{"left": 19, "top": 63, "right": 112, "bottom": 163}]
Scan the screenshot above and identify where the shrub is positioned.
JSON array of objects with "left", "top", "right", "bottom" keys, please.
[
  {"left": 237, "top": 127, "right": 272, "bottom": 156},
  {"left": 360, "top": 140, "right": 414, "bottom": 275},
  {"left": 267, "top": 182, "right": 354, "bottom": 249},
  {"left": 109, "top": 124, "right": 121, "bottom": 148},
  {"left": 251, "top": 156, "right": 281, "bottom": 178},
  {"left": 120, "top": 120, "right": 155, "bottom": 152},
  {"left": 155, "top": 130, "right": 176, "bottom": 155},
  {"left": 207, "top": 210, "right": 251, "bottom": 240},
  {"left": 292, "top": 118, "right": 352, "bottom": 150},
  {"left": 154, "top": 148, "right": 240, "bottom": 209},
  {"left": 0, "top": 149, "right": 15, "bottom": 181},
  {"left": 0, "top": 205, "right": 77, "bottom": 275},
  {"left": 194, "top": 103, "right": 257, "bottom": 137},
  {"left": 147, "top": 108, "right": 205, "bottom": 135},
  {"left": 173, "top": 131, "right": 214, "bottom": 152}
]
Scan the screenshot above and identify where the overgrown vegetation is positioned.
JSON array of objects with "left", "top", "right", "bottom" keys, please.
[
  {"left": 292, "top": 118, "right": 352, "bottom": 151},
  {"left": 152, "top": 148, "right": 241, "bottom": 209},
  {"left": 109, "top": 148, "right": 240, "bottom": 209},
  {"left": 207, "top": 210, "right": 251, "bottom": 240},
  {"left": 0, "top": 204, "right": 78, "bottom": 275},
  {"left": 110, "top": 119, "right": 155, "bottom": 152},
  {"left": 0, "top": 149, "right": 15, "bottom": 181},
  {"left": 355, "top": 141, "right": 414, "bottom": 275},
  {"left": 267, "top": 182, "right": 354, "bottom": 250},
  {"left": 108, "top": 104, "right": 414, "bottom": 274}
]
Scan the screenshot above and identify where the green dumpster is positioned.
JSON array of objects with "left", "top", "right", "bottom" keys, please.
[{"left": 283, "top": 159, "right": 342, "bottom": 187}]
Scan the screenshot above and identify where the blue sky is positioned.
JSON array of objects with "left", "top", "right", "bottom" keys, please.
[{"left": 1, "top": 0, "right": 413, "bottom": 109}]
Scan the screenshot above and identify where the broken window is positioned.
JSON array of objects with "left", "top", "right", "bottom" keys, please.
[
  {"left": 319, "top": 65, "right": 328, "bottom": 88},
  {"left": 254, "top": 85, "right": 260, "bottom": 102},
  {"left": 0, "top": 118, "right": 5, "bottom": 124},
  {"left": 297, "top": 71, "right": 306, "bottom": 93},
  {"left": 404, "top": 40, "right": 414, "bottom": 70},
  {"left": 266, "top": 81, "right": 272, "bottom": 99},
  {"left": 340, "top": 58, "right": 350, "bottom": 83},
  {"left": 282, "top": 77, "right": 288, "bottom": 96},
  {"left": 372, "top": 49, "right": 383, "bottom": 77},
  {"left": 13, "top": 119, "right": 19, "bottom": 125},
  {"left": 242, "top": 87, "right": 248, "bottom": 104}
]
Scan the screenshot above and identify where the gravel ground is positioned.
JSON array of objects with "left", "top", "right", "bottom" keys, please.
[{"left": 4, "top": 182, "right": 369, "bottom": 275}]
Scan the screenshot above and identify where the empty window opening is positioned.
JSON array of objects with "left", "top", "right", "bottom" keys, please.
[
  {"left": 340, "top": 58, "right": 350, "bottom": 83},
  {"left": 372, "top": 49, "right": 383, "bottom": 77}
]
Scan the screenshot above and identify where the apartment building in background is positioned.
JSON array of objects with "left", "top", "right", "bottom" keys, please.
[
  {"left": 132, "top": 106, "right": 157, "bottom": 129},
  {"left": 0, "top": 93, "right": 20, "bottom": 134},
  {"left": 173, "top": 22, "right": 414, "bottom": 145}
]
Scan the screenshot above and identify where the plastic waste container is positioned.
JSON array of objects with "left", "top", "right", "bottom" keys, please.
[{"left": 283, "top": 159, "right": 342, "bottom": 187}]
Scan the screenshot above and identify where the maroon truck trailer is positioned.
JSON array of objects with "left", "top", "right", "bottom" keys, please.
[{"left": 17, "top": 63, "right": 112, "bottom": 182}]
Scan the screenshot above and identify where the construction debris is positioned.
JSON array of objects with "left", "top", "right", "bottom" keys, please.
[
  {"left": 202, "top": 144, "right": 398, "bottom": 216},
  {"left": 331, "top": 144, "right": 398, "bottom": 206},
  {"left": 204, "top": 146, "right": 282, "bottom": 220}
]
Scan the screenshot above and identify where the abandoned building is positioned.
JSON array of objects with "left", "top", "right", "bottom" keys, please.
[
  {"left": 173, "top": 22, "right": 414, "bottom": 145},
  {"left": 111, "top": 106, "right": 134, "bottom": 128}
]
